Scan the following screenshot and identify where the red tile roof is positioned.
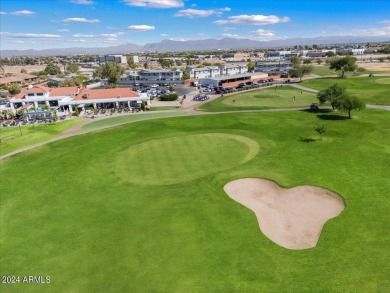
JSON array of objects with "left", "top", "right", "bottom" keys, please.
[
  {"left": 12, "top": 85, "right": 78, "bottom": 100},
  {"left": 73, "top": 88, "right": 140, "bottom": 101},
  {"left": 49, "top": 87, "right": 79, "bottom": 96}
]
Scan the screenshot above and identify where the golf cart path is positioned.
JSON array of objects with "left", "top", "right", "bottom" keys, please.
[{"left": 1, "top": 83, "right": 389, "bottom": 160}]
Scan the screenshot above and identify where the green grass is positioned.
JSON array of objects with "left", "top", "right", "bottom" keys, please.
[
  {"left": 1, "top": 109, "right": 389, "bottom": 292},
  {"left": 311, "top": 65, "right": 337, "bottom": 76},
  {"left": 81, "top": 111, "right": 187, "bottom": 131},
  {"left": 150, "top": 106, "right": 180, "bottom": 111},
  {"left": 301, "top": 76, "right": 390, "bottom": 105},
  {"left": 199, "top": 85, "right": 317, "bottom": 112},
  {"left": 115, "top": 133, "right": 259, "bottom": 185},
  {"left": 0, "top": 118, "right": 81, "bottom": 156}
]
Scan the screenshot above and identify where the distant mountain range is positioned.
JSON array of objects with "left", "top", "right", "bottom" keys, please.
[{"left": 1, "top": 36, "right": 389, "bottom": 57}]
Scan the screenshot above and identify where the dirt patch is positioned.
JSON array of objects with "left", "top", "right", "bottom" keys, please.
[{"left": 224, "top": 178, "right": 345, "bottom": 250}]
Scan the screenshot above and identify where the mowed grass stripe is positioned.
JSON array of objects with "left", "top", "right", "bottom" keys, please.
[{"left": 114, "top": 133, "right": 259, "bottom": 185}]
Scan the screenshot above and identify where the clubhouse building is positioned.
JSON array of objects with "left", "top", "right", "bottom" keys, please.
[{"left": 9, "top": 85, "right": 150, "bottom": 113}]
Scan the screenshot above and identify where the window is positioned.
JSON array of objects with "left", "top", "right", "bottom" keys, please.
[{"left": 37, "top": 93, "right": 44, "bottom": 96}]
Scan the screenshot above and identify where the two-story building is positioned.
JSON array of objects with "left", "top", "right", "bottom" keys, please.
[
  {"left": 185, "top": 66, "right": 221, "bottom": 79},
  {"left": 97, "top": 55, "right": 127, "bottom": 64},
  {"left": 119, "top": 69, "right": 183, "bottom": 86},
  {"left": 186, "top": 64, "right": 249, "bottom": 79},
  {"left": 254, "top": 61, "right": 293, "bottom": 74}
]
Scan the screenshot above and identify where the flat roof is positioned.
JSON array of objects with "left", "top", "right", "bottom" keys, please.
[{"left": 200, "top": 72, "right": 268, "bottom": 82}]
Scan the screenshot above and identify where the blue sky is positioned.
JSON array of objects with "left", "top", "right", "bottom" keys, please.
[{"left": 1, "top": 0, "right": 389, "bottom": 50}]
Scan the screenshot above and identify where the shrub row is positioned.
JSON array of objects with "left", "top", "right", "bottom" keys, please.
[{"left": 159, "top": 93, "right": 178, "bottom": 101}]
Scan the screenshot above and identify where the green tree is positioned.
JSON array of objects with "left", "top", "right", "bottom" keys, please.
[
  {"left": 326, "top": 51, "right": 336, "bottom": 57},
  {"left": 8, "top": 84, "right": 21, "bottom": 95},
  {"left": 314, "top": 123, "right": 326, "bottom": 140},
  {"left": 247, "top": 61, "right": 255, "bottom": 72},
  {"left": 60, "top": 75, "right": 88, "bottom": 87},
  {"left": 93, "top": 61, "right": 124, "bottom": 85},
  {"left": 329, "top": 56, "right": 358, "bottom": 78},
  {"left": 289, "top": 65, "right": 313, "bottom": 81},
  {"left": 289, "top": 56, "right": 301, "bottom": 66},
  {"left": 333, "top": 93, "right": 365, "bottom": 119},
  {"left": 128, "top": 58, "right": 137, "bottom": 69},
  {"left": 316, "top": 83, "right": 346, "bottom": 109},
  {"left": 66, "top": 64, "right": 80, "bottom": 73},
  {"left": 44, "top": 62, "right": 61, "bottom": 75},
  {"left": 303, "top": 59, "right": 312, "bottom": 64},
  {"left": 20, "top": 68, "right": 27, "bottom": 74},
  {"left": 316, "top": 59, "right": 323, "bottom": 65},
  {"left": 143, "top": 62, "right": 149, "bottom": 69},
  {"left": 182, "top": 71, "right": 190, "bottom": 80}
]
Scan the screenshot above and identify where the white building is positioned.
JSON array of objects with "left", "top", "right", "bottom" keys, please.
[
  {"left": 185, "top": 66, "right": 221, "bottom": 79},
  {"left": 9, "top": 85, "right": 149, "bottom": 113},
  {"left": 119, "top": 69, "right": 183, "bottom": 86},
  {"left": 254, "top": 61, "right": 293, "bottom": 74},
  {"left": 97, "top": 55, "right": 127, "bottom": 64},
  {"left": 336, "top": 48, "right": 365, "bottom": 55},
  {"left": 186, "top": 64, "right": 249, "bottom": 79},
  {"left": 219, "top": 64, "right": 248, "bottom": 75}
]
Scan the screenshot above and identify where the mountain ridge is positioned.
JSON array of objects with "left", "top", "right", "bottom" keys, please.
[{"left": 1, "top": 36, "right": 389, "bottom": 57}]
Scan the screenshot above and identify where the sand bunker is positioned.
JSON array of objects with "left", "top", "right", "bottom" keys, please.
[{"left": 224, "top": 178, "right": 345, "bottom": 250}]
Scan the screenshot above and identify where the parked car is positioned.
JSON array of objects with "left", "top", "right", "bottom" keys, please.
[{"left": 310, "top": 103, "right": 319, "bottom": 110}]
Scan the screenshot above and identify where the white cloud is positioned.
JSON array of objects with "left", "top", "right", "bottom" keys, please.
[
  {"left": 126, "top": 25, "right": 155, "bottom": 31},
  {"left": 58, "top": 29, "right": 70, "bottom": 32},
  {"left": 104, "top": 38, "right": 118, "bottom": 43},
  {"left": 349, "top": 26, "right": 390, "bottom": 37},
  {"left": 72, "top": 33, "right": 118, "bottom": 38},
  {"left": 174, "top": 7, "right": 232, "bottom": 18},
  {"left": 215, "top": 14, "right": 290, "bottom": 25},
  {"left": 161, "top": 33, "right": 169, "bottom": 37},
  {"left": 0, "top": 12, "right": 7, "bottom": 15},
  {"left": 174, "top": 9, "right": 216, "bottom": 18},
  {"left": 69, "top": 0, "right": 94, "bottom": 4},
  {"left": 222, "top": 33, "right": 240, "bottom": 38},
  {"left": 10, "top": 10, "right": 35, "bottom": 15},
  {"left": 62, "top": 17, "right": 100, "bottom": 23},
  {"left": 122, "top": 0, "right": 184, "bottom": 8},
  {"left": 222, "top": 29, "right": 285, "bottom": 41},
  {"left": 223, "top": 27, "right": 237, "bottom": 31},
  {"left": 379, "top": 20, "right": 390, "bottom": 25},
  {"left": 252, "top": 29, "right": 276, "bottom": 39},
  {"left": 1, "top": 32, "right": 61, "bottom": 38}
]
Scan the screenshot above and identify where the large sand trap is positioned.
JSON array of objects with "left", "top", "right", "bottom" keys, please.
[{"left": 224, "top": 178, "right": 345, "bottom": 250}]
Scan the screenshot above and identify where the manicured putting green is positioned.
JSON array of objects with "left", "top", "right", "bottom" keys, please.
[
  {"left": 114, "top": 133, "right": 259, "bottom": 185},
  {"left": 199, "top": 85, "right": 317, "bottom": 112}
]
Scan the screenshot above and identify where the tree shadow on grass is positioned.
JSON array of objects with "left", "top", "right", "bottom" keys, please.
[
  {"left": 300, "top": 109, "right": 333, "bottom": 114},
  {"left": 317, "top": 114, "right": 349, "bottom": 120},
  {"left": 299, "top": 137, "right": 320, "bottom": 143}
]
